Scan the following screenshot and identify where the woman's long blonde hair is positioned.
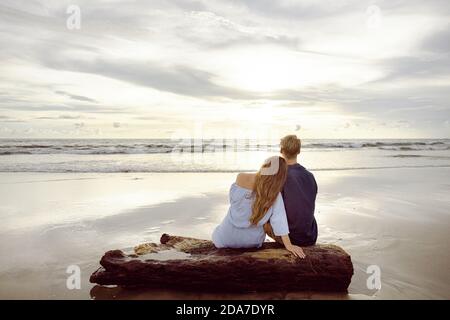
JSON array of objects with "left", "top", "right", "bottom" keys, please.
[{"left": 250, "top": 156, "right": 288, "bottom": 225}]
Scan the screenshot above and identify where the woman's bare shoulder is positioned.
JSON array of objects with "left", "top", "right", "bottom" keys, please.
[{"left": 236, "top": 173, "right": 256, "bottom": 189}]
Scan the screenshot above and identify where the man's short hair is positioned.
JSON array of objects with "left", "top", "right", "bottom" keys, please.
[{"left": 280, "top": 135, "right": 301, "bottom": 158}]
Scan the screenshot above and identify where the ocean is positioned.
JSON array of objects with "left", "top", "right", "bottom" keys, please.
[
  {"left": 0, "top": 138, "right": 449, "bottom": 173},
  {"left": 0, "top": 138, "right": 449, "bottom": 299}
]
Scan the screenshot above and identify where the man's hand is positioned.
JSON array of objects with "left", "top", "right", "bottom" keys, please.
[{"left": 286, "top": 245, "right": 306, "bottom": 259}]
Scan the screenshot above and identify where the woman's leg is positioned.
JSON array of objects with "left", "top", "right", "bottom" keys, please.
[{"left": 263, "top": 222, "right": 283, "bottom": 245}]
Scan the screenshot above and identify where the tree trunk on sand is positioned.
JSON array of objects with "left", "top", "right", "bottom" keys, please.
[{"left": 90, "top": 234, "right": 353, "bottom": 292}]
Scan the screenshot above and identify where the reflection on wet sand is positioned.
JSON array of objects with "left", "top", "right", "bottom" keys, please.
[
  {"left": 1, "top": 168, "right": 449, "bottom": 299},
  {"left": 90, "top": 285, "right": 363, "bottom": 300}
]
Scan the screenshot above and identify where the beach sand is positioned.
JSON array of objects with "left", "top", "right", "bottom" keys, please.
[{"left": 0, "top": 167, "right": 449, "bottom": 299}]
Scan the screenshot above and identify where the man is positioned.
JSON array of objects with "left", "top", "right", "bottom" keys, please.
[{"left": 264, "top": 134, "right": 318, "bottom": 246}]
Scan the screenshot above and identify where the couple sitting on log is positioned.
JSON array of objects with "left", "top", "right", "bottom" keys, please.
[{"left": 212, "top": 135, "right": 318, "bottom": 258}]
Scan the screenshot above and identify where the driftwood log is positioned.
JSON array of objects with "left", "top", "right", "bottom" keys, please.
[{"left": 90, "top": 234, "right": 353, "bottom": 292}]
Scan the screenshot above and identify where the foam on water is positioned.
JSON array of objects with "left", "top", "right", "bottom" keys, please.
[
  {"left": 0, "top": 139, "right": 448, "bottom": 155},
  {"left": 0, "top": 139, "right": 449, "bottom": 172}
]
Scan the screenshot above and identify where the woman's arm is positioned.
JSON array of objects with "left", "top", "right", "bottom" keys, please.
[
  {"left": 268, "top": 194, "right": 305, "bottom": 258},
  {"left": 281, "top": 235, "right": 306, "bottom": 258}
]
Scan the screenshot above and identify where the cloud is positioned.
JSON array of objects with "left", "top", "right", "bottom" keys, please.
[
  {"left": 39, "top": 53, "right": 253, "bottom": 99},
  {"left": 0, "top": 0, "right": 449, "bottom": 138},
  {"left": 174, "top": 10, "right": 301, "bottom": 50},
  {"left": 374, "top": 55, "right": 450, "bottom": 82},
  {"left": 58, "top": 114, "right": 85, "bottom": 119},
  {"left": 0, "top": 115, "right": 26, "bottom": 123},
  {"left": 0, "top": 103, "right": 128, "bottom": 114},
  {"left": 54, "top": 90, "right": 98, "bottom": 103},
  {"left": 421, "top": 27, "right": 450, "bottom": 53},
  {"left": 229, "top": 0, "right": 357, "bottom": 20},
  {"left": 35, "top": 114, "right": 85, "bottom": 120},
  {"left": 234, "top": 0, "right": 450, "bottom": 19}
]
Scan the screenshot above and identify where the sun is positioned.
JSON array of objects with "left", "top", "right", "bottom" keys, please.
[{"left": 211, "top": 45, "right": 383, "bottom": 94}]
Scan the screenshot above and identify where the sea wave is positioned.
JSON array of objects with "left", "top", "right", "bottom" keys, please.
[
  {"left": 0, "top": 139, "right": 448, "bottom": 155},
  {"left": 0, "top": 164, "right": 449, "bottom": 173}
]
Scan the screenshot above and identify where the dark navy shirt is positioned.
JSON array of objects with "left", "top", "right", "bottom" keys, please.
[{"left": 281, "top": 163, "right": 318, "bottom": 246}]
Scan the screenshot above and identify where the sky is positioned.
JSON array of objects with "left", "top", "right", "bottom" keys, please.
[{"left": 0, "top": 0, "right": 449, "bottom": 139}]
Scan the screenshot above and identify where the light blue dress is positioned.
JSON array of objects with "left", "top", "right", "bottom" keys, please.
[{"left": 212, "top": 183, "right": 289, "bottom": 248}]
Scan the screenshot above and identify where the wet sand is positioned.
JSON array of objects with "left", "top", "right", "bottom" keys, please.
[{"left": 0, "top": 168, "right": 449, "bottom": 299}]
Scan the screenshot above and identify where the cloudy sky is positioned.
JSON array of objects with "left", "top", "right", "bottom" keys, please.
[{"left": 0, "top": 0, "right": 449, "bottom": 139}]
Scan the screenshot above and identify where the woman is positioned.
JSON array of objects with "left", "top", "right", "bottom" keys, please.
[{"left": 212, "top": 156, "right": 306, "bottom": 258}]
